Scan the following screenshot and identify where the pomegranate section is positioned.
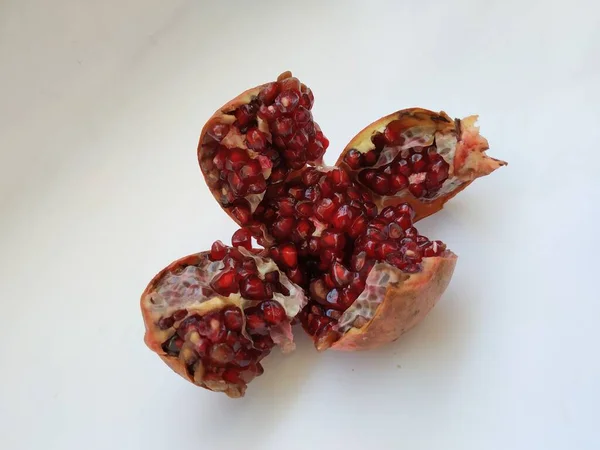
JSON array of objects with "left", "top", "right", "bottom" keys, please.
[
  {"left": 141, "top": 245, "right": 306, "bottom": 397},
  {"left": 198, "top": 72, "right": 328, "bottom": 224},
  {"left": 337, "top": 108, "right": 506, "bottom": 221},
  {"left": 298, "top": 202, "right": 454, "bottom": 350}
]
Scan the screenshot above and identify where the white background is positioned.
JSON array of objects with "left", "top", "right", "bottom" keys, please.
[{"left": 1, "top": 1, "right": 599, "bottom": 449}]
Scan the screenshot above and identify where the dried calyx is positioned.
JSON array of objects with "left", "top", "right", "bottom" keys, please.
[{"left": 142, "top": 71, "right": 504, "bottom": 397}]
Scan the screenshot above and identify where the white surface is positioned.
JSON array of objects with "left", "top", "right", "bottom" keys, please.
[{"left": 1, "top": 1, "right": 599, "bottom": 449}]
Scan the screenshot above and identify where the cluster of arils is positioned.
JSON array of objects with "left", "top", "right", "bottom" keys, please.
[{"left": 141, "top": 71, "right": 506, "bottom": 397}]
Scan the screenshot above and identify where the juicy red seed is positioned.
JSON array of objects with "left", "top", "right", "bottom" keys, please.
[
  {"left": 329, "top": 168, "right": 351, "bottom": 190},
  {"left": 349, "top": 214, "right": 368, "bottom": 238},
  {"left": 230, "top": 201, "right": 251, "bottom": 224},
  {"left": 302, "top": 169, "right": 321, "bottom": 186},
  {"left": 289, "top": 186, "right": 305, "bottom": 200},
  {"left": 279, "top": 244, "right": 298, "bottom": 268},
  {"left": 295, "top": 219, "right": 315, "bottom": 240},
  {"left": 386, "top": 252, "right": 405, "bottom": 268},
  {"left": 204, "top": 317, "right": 227, "bottom": 342},
  {"left": 315, "top": 198, "right": 337, "bottom": 222},
  {"left": 395, "top": 159, "right": 411, "bottom": 176},
  {"left": 397, "top": 203, "right": 415, "bottom": 219},
  {"left": 317, "top": 176, "right": 334, "bottom": 197},
  {"left": 240, "top": 275, "right": 268, "bottom": 300},
  {"left": 377, "top": 241, "right": 400, "bottom": 259},
  {"left": 245, "top": 314, "right": 267, "bottom": 335},
  {"left": 293, "top": 106, "right": 312, "bottom": 124},
  {"left": 362, "top": 240, "right": 377, "bottom": 257},
  {"left": 209, "top": 343, "right": 234, "bottom": 365},
  {"left": 308, "top": 237, "right": 321, "bottom": 254},
  {"left": 235, "top": 104, "right": 257, "bottom": 126},
  {"left": 288, "top": 130, "right": 309, "bottom": 151},
  {"left": 252, "top": 334, "right": 275, "bottom": 353},
  {"left": 222, "top": 368, "right": 243, "bottom": 384},
  {"left": 307, "top": 140, "right": 325, "bottom": 161},
  {"left": 304, "top": 185, "right": 321, "bottom": 202},
  {"left": 233, "top": 349, "right": 252, "bottom": 368},
  {"left": 381, "top": 206, "right": 396, "bottom": 219},
  {"left": 210, "top": 269, "right": 239, "bottom": 296},
  {"left": 227, "top": 171, "right": 247, "bottom": 196},
  {"left": 258, "top": 82, "right": 280, "bottom": 105},
  {"left": 223, "top": 307, "right": 244, "bottom": 332},
  {"left": 273, "top": 117, "right": 295, "bottom": 137},
  {"left": 206, "top": 122, "right": 230, "bottom": 142},
  {"left": 331, "top": 204, "right": 357, "bottom": 231},
  {"left": 295, "top": 201, "right": 313, "bottom": 217},
  {"left": 271, "top": 216, "right": 295, "bottom": 239},
  {"left": 390, "top": 174, "right": 408, "bottom": 192},
  {"left": 275, "top": 90, "right": 300, "bottom": 113},
  {"left": 246, "top": 128, "right": 268, "bottom": 151},
  {"left": 276, "top": 197, "right": 296, "bottom": 216},
  {"left": 246, "top": 176, "right": 267, "bottom": 194},
  {"left": 212, "top": 148, "right": 227, "bottom": 170},
  {"left": 363, "top": 150, "right": 379, "bottom": 166},
  {"left": 231, "top": 228, "right": 252, "bottom": 250},
  {"left": 210, "top": 240, "right": 228, "bottom": 261},
  {"left": 370, "top": 173, "right": 390, "bottom": 195},
  {"left": 387, "top": 223, "right": 404, "bottom": 239},
  {"left": 364, "top": 202, "right": 378, "bottom": 218},
  {"left": 261, "top": 300, "right": 287, "bottom": 325},
  {"left": 383, "top": 120, "right": 404, "bottom": 145},
  {"left": 158, "top": 316, "right": 174, "bottom": 330},
  {"left": 423, "top": 240, "right": 446, "bottom": 257},
  {"left": 411, "top": 153, "right": 427, "bottom": 172},
  {"left": 331, "top": 262, "right": 353, "bottom": 287},
  {"left": 344, "top": 149, "right": 363, "bottom": 169},
  {"left": 258, "top": 104, "right": 282, "bottom": 121},
  {"left": 320, "top": 230, "right": 346, "bottom": 250},
  {"left": 395, "top": 213, "right": 413, "bottom": 230},
  {"left": 238, "top": 158, "right": 262, "bottom": 180},
  {"left": 416, "top": 235, "right": 430, "bottom": 246},
  {"left": 351, "top": 251, "right": 367, "bottom": 272},
  {"left": 270, "top": 166, "right": 289, "bottom": 183},
  {"left": 429, "top": 159, "right": 450, "bottom": 179},
  {"left": 300, "top": 88, "right": 314, "bottom": 109},
  {"left": 287, "top": 267, "right": 304, "bottom": 285},
  {"left": 315, "top": 131, "right": 329, "bottom": 150},
  {"left": 408, "top": 183, "right": 425, "bottom": 197}
]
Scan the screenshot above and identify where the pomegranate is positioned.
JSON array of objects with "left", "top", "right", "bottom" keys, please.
[
  {"left": 142, "top": 71, "right": 505, "bottom": 396},
  {"left": 337, "top": 109, "right": 507, "bottom": 221},
  {"left": 141, "top": 243, "right": 306, "bottom": 398}
]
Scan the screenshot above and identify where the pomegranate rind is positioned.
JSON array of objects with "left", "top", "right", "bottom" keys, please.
[
  {"left": 328, "top": 251, "right": 458, "bottom": 351},
  {"left": 140, "top": 250, "right": 305, "bottom": 398},
  {"left": 336, "top": 108, "right": 506, "bottom": 221}
]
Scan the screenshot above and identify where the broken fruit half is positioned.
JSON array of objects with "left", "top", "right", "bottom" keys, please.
[{"left": 141, "top": 243, "right": 306, "bottom": 398}]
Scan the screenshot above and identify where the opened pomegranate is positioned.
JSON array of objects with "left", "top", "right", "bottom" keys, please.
[
  {"left": 141, "top": 241, "right": 306, "bottom": 398},
  {"left": 337, "top": 109, "right": 507, "bottom": 221},
  {"left": 142, "top": 71, "right": 505, "bottom": 396}
]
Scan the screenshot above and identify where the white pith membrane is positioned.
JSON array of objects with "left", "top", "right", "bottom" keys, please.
[
  {"left": 142, "top": 248, "right": 306, "bottom": 397},
  {"left": 335, "top": 263, "right": 400, "bottom": 332}
]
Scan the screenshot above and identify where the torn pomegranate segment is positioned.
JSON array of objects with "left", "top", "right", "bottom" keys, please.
[
  {"left": 337, "top": 108, "right": 506, "bottom": 221},
  {"left": 298, "top": 202, "right": 456, "bottom": 351},
  {"left": 141, "top": 245, "right": 306, "bottom": 398},
  {"left": 198, "top": 72, "right": 327, "bottom": 230}
]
